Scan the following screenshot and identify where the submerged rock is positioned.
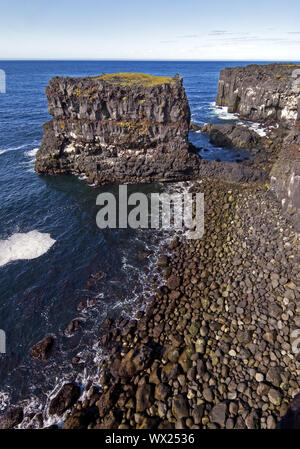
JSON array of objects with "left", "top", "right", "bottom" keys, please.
[
  {"left": 64, "top": 318, "right": 84, "bottom": 336},
  {"left": 29, "top": 335, "right": 54, "bottom": 361},
  {"left": 136, "top": 249, "right": 152, "bottom": 261}
]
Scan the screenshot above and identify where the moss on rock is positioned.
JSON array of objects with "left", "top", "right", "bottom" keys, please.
[{"left": 95, "top": 72, "right": 175, "bottom": 87}]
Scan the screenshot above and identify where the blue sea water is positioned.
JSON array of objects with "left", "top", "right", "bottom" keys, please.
[{"left": 0, "top": 60, "right": 269, "bottom": 417}]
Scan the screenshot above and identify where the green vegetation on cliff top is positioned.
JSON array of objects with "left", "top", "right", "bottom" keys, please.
[{"left": 94, "top": 73, "right": 175, "bottom": 87}]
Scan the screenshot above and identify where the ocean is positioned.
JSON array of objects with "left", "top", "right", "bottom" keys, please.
[{"left": 0, "top": 60, "right": 268, "bottom": 420}]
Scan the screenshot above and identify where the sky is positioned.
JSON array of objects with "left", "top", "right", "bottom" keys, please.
[{"left": 0, "top": 0, "right": 300, "bottom": 60}]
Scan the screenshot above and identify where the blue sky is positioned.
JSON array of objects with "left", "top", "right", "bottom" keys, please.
[{"left": 0, "top": 0, "right": 300, "bottom": 60}]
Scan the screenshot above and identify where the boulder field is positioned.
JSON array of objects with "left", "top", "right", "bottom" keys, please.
[{"left": 35, "top": 179, "right": 300, "bottom": 430}]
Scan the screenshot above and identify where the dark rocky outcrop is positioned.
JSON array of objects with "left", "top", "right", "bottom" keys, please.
[
  {"left": 270, "top": 106, "right": 300, "bottom": 231},
  {"left": 35, "top": 73, "right": 202, "bottom": 185},
  {"left": 62, "top": 407, "right": 98, "bottom": 429},
  {"left": 29, "top": 335, "right": 54, "bottom": 361},
  {"left": 215, "top": 63, "right": 300, "bottom": 230},
  {"left": 216, "top": 63, "right": 300, "bottom": 128},
  {"left": 196, "top": 159, "right": 267, "bottom": 183},
  {"left": 201, "top": 123, "right": 263, "bottom": 149},
  {"left": 0, "top": 407, "right": 23, "bottom": 429},
  {"left": 64, "top": 318, "right": 84, "bottom": 336},
  {"left": 49, "top": 383, "right": 81, "bottom": 416}
]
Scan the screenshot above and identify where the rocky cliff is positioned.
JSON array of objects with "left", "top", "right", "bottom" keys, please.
[
  {"left": 215, "top": 63, "right": 300, "bottom": 231},
  {"left": 270, "top": 122, "right": 300, "bottom": 232},
  {"left": 35, "top": 73, "right": 201, "bottom": 185},
  {"left": 216, "top": 63, "right": 300, "bottom": 128}
]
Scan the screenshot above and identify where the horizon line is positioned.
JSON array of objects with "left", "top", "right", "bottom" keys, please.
[{"left": 1, "top": 58, "right": 300, "bottom": 62}]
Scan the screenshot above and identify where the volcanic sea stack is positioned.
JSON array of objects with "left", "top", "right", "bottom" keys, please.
[{"left": 35, "top": 73, "right": 200, "bottom": 185}]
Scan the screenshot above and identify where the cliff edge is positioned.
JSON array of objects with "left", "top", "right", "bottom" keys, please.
[
  {"left": 216, "top": 63, "right": 300, "bottom": 128},
  {"left": 216, "top": 63, "right": 300, "bottom": 231},
  {"left": 270, "top": 109, "right": 300, "bottom": 231}
]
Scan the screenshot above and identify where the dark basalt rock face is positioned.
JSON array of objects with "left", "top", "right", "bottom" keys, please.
[
  {"left": 216, "top": 63, "right": 300, "bottom": 128},
  {"left": 0, "top": 407, "right": 23, "bottom": 429},
  {"left": 49, "top": 383, "right": 81, "bottom": 416},
  {"left": 215, "top": 63, "right": 300, "bottom": 230},
  {"left": 35, "top": 73, "right": 201, "bottom": 185},
  {"left": 270, "top": 124, "right": 300, "bottom": 232}
]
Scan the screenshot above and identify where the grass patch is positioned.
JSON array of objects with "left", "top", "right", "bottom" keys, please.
[{"left": 94, "top": 73, "right": 175, "bottom": 87}]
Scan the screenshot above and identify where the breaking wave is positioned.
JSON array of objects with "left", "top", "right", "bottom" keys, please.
[{"left": 0, "top": 230, "right": 56, "bottom": 267}]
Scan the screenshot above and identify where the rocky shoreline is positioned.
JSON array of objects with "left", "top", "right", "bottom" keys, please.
[
  {"left": 1, "top": 64, "right": 300, "bottom": 429},
  {"left": 21, "top": 177, "right": 298, "bottom": 430}
]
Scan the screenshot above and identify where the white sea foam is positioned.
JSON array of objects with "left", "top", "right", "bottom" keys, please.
[
  {"left": 209, "top": 102, "right": 239, "bottom": 120},
  {"left": 0, "top": 230, "right": 56, "bottom": 267},
  {"left": 0, "top": 392, "right": 10, "bottom": 411},
  {"left": 72, "top": 172, "right": 88, "bottom": 181},
  {"left": 209, "top": 102, "right": 268, "bottom": 137},
  {"left": 24, "top": 147, "right": 39, "bottom": 158},
  {"left": 236, "top": 120, "right": 268, "bottom": 137},
  {"left": 246, "top": 122, "right": 267, "bottom": 137}
]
